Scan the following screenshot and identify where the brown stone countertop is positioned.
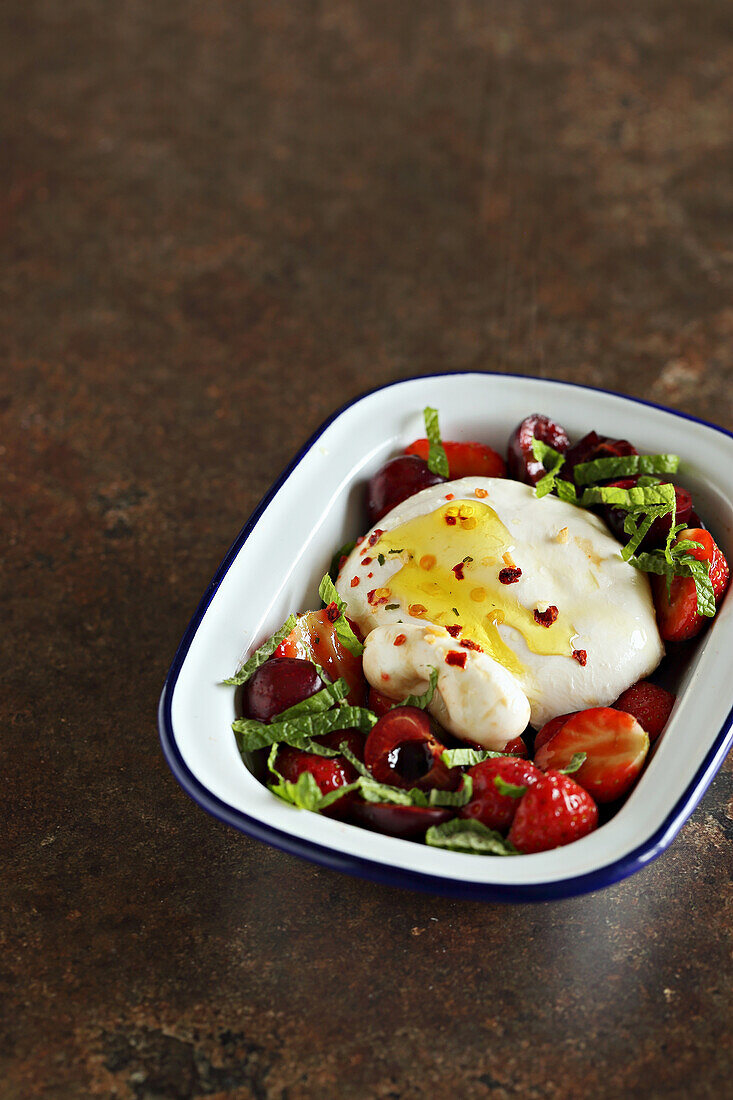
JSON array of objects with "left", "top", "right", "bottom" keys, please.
[{"left": 2, "top": 2, "right": 732, "bottom": 1097}]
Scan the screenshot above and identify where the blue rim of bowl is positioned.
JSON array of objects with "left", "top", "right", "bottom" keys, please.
[{"left": 158, "top": 372, "right": 733, "bottom": 901}]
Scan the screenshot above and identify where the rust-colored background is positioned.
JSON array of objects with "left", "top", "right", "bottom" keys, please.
[{"left": 3, "top": 3, "right": 733, "bottom": 1097}]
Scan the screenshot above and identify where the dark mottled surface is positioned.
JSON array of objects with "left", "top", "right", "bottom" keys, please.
[{"left": 2, "top": 2, "right": 733, "bottom": 1097}]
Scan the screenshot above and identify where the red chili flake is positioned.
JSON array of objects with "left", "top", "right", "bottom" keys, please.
[
  {"left": 361, "top": 557, "right": 372, "bottom": 566},
  {"left": 460, "top": 639, "right": 483, "bottom": 652},
  {"left": 451, "top": 562, "right": 466, "bottom": 580},
  {"left": 446, "top": 624, "right": 462, "bottom": 638},
  {"left": 534, "top": 605, "right": 559, "bottom": 628},
  {"left": 445, "top": 515, "right": 457, "bottom": 526},
  {"left": 367, "top": 589, "right": 376, "bottom": 603},
  {"left": 393, "top": 633, "right": 407, "bottom": 646},
  {"left": 325, "top": 601, "right": 340, "bottom": 623},
  {"left": 499, "top": 567, "right": 522, "bottom": 585},
  {"left": 350, "top": 576, "right": 360, "bottom": 588},
  {"left": 338, "top": 554, "right": 349, "bottom": 572},
  {"left": 367, "top": 588, "right": 390, "bottom": 606},
  {"left": 368, "top": 529, "right": 384, "bottom": 547},
  {"left": 445, "top": 493, "right": 455, "bottom": 500},
  {"left": 367, "top": 572, "right": 373, "bottom": 578},
  {"left": 572, "top": 649, "right": 588, "bottom": 666},
  {"left": 446, "top": 650, "right": 467, "bottom": 668},
  {"left": 381, "top": 672, "right": 390, "bottom": 682}
]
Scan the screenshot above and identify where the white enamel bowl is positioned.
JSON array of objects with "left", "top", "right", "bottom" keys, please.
[{"left": 158, "top": 374, "right": 733, "bottom": 900}]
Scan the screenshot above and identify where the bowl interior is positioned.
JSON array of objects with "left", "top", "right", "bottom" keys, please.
[{"left": 166, "top": 374, "right": 733, "bottom": 890}]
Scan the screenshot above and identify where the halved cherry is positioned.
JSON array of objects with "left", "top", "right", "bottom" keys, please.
[
  {"left": 367, "top": 454, "right": 446, "bottom": 524},
  {"left": 503, "top": 735, "right": 529, "bottom": 758},
  {"left": 348, "top": 803, "right": 454, "bottom": 839},
  {"left": 364, "top": 706, "right": 455, "bottom": 789},
  {"left": 243, "top": 657, "right": 324, "bottom": 723},
  {"left": 506, "top": 414, "right": 570, "bottom": 485},
  {"left": 563, "top": 431, "right": 638, "bottom": 484},
  {"left": 404, "top": 439, "right": 506, "bottom": 479},
  {"left": 274, "top": 609, "right": 366, "bottom": 705},
  {"left": 534, "top": 707, "right": 649, "bottom": 803},
  {"left": 368, "top": 686, "right": 396, "bottom": 718}
]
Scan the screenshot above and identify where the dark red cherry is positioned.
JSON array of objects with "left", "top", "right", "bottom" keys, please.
[
  {"left": 317, "top": 728, "right": 366, "bottom": 761},
  {"left": 364, "top": 706, "right": 455, "bottom": 789},
  {"left": 367, "top": 686, "right": 395, "bottom": 718},
  {"left": 367, "top": 455, "right": 446, "bottom": 524},
  {"left": 506, "top": 414, "right": 570, "bottom": 485},
  {"left": 348, "top": 803, "right": 454, "bottom": 839},
  {"left": 564, "top": 432, "right": 638, "bottom": 484},
  {"left": 243, "top": 657, "right": 324, "bottom": 723}
]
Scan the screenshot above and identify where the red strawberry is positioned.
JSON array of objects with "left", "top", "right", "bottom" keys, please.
[
  {"left": 534, "top": 707, "right": 649, "bottom": 803},
  {"left": 405, "top": 438, "right": 506, "bottom": 479},
  {"left": 613, "top": 681, "right": 675, "bottom": 742},
  {"left": 275, "top": 746, "right": 358, "bottom": 818},
  {"left": 459, "top": 757, "right": 542, "bottom": 832},
  {"left": 508, "top": 770, "right": 599, "bottom": 853},
  {"left": 533, "top": 712, "right": 576, "bottom": 753},
  {"left": 652, "top": 528, "right": 729, "bottom": 642}
]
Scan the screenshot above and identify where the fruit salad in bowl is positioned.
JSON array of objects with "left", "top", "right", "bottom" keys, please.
[
  {"left": 223, "top": 407, "right": 729, "bottom": 858},
  {"left": 159, "top": 373, "right": 733, "bottom": 899}
]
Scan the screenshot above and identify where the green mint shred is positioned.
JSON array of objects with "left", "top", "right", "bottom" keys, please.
[
  {"left": 573, "top": 453, "right": 680, "bottom": 486},
  {"left": 274, "top": 677, "right": 350, "bottom": 721},
  {"left": 425, "top": 819, "right": 517, "bottom": 855},
  {"left": 531, "top": 438, "right": 566, "bottom": 498},
  {"left": 493, "top": 776, "right": 527, "bottom": 799},
  {"left": 440, "top": 747, "right": 515, "bottom": 767},
  {"left": 394, "top": 667, "right": 439, "bottom": 710},
  {"left": 423, "top": 407, "right": 450, "bottom": 478},
  {"left": 559, "top": 751, "right": 587, "bottom": 776},
  {"left": 233, "top": 706, "right": 378, "bottom": 753},
  {"left": 318, "top": 573, "right": 364, "bottom": 656},
  {"left": 223, "top": 614, "right": 298, "bottom": 686}
]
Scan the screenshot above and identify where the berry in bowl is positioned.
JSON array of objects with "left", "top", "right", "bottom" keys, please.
[{"left": 159, "top": 375, "right": 733, "bottom": 900}]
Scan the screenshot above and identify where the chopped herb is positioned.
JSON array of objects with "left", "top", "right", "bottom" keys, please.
[
  {"left": 573, "top": 453, "right": 680, "bottom": 486},
  {"left": 440, "top": 747, "right": 514, "bottom": 767},
  {"left": 531, "top": 438, "right": 566, "bottom": 498},
  {"left": 425, "top": 819, "right": 518, "bottom": 855},
  {"left": 493, "top": 776, "right": 528, "bottom": 798},
  {"left": 462, "top": 556, "right": 473, "bottom": 563},
  {"left": 394, "top": 667, "right": 439, "bottom": 710},
  {"left": 274, "top": 677, "right": 350, "bottom": 721},
  {"left": 559, "top": 752, "right": 587, "bottom": 775},
  {"left": 423, "top": 407, "right": 450, "bottom": 478},
  {"left": 452, "top": 607, "right": 459, "bottom": 617},
  {"left": 385, "top": 603, "right": 400, "bottom": 610},
  {"left": 318, "top": 574, "right": 364, "bottom": 656},
  {"left": 222, "top": 614, "right": 298, "bottom": 686},
  {"left": 555, "top": 479, "right": 579, "bottom": 506},
  {"left": 232, "top": 706, "right": 378, "bottom": 753},
  {"left": 377, "top": 553, "right": 386, "bottom": 566}
]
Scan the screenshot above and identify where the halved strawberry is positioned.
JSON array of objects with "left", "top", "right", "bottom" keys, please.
[
  {"left": 459, "top": 757, "right": 542, "bottom": 832},
  {"left": 534, "top": 707, "right": 649, "bottom": 803},
  {"left": 613, "top": 681, "right": 675, "bottom": 742},
  {"left": 533, "top": 712, "right": 576, "bottom": 753},
  {"left": 405, "top": 438, "right": 506, "bottom": 479},
  {"left": 274, "top": 609, "right": 366, "bottom": 705},
  {"left": 507, "top": 770, "right": 599, "bottom": 853},
  {"left": 275, "top": 746, "right": 358, "bottom": 818},
  {"left": 652, "top": 528, "right": 729, "bottom": 642}
]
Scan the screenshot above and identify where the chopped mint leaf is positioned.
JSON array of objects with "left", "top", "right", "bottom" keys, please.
[
  {"left": 275, "top": 677, "right": 350, "bottom": 721},
  {"left": 423, "top": 407, "right": 450, "bottom": 478},
  {"left": 338, "top": 742, "right": 373, "bottom": 778},
  {"left": 452, "top": 607, "right": 459, "bottom": 617},
  {"left": 425, "top": 819, "right": 518, "bottom": 855},
  {"left": 377, "top": 553, "right": 386, "bottom": 566},
  {"left": 233, "top": 706, "right": 378, "bottom": 753},
  {"left": 580, "top": 483, "right": 676, "bottom": 512},
  {"left": 356, "top": 774, "right": 473, "bottom": 808},
  {"left": 394, "top": 666, "right": 439, "bottom": 710},
  {"left": 493, "top": 776, "right": 527, "bottom": 798},
  {"left": 318, "top": 573, "right": 364, "bottom": 656},
  {"left": 531, "top": 438, "right": 566, "bottom": 498},
  {"left": 385, "top": 603, "right": 400, "bottom": 610},
  {"left": 637, "top": 475, "right": 661, "bottom": 487},
  {"left": 555, "top": 479, "right": 579, "bottom": 506},
  {"left": 629, "top": 543, "right": 715, "bottom": 618},
  {"left": 223, "top": 614, "right": 298, "bottom": 686},
  {"left": 388, "top": 548, "right": 404, "bottom": 555},
  {"left": 328, "top": 540, "right": 357, "bottom": 583},
  {"left": 573, "top": 453, "right": 680, "bottom": 486},
  {"left": 440, "top": 747, "right": 514, "bottom": 766},
  {"left": 560, "top": 751, "right": 587, "bottom": 775}
]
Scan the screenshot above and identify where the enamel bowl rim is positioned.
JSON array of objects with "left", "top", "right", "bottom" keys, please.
[{"left": 158, "top": 372, "right": 733, "bottom": 901}]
